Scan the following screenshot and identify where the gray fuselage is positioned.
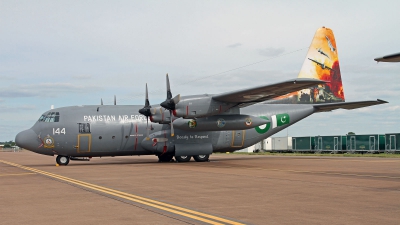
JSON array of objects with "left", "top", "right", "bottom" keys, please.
[{"left": 15, "top": 104, "right": 315, "bottom": 157}]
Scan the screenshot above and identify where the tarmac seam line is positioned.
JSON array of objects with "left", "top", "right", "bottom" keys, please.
[
  {"left": 0, "top": 172, "right": 36, "bottom": 177},
  {"left": 189, "top": 164, "right": 400, "bottom": 180}
]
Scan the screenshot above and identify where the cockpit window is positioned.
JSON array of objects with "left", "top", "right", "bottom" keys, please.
[
  {"left": 38, "top": 112, "right": 60, "bottom": 122},
  {"left": 38, "top": 115, "right": 46, "bottom": 122}
]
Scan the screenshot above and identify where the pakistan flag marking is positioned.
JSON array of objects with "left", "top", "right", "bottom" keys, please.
[
  {"left": 255, "top": 116, "right": 271, "bottom": 134},
  {"left": 271, "top": 113, "right": 290, "bottom": 128}
]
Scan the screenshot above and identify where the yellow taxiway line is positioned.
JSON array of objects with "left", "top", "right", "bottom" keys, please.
[{"left": 0, "top": 160, "right": 244, "bottom": 225}]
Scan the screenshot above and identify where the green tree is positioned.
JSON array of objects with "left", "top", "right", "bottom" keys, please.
[{"left": 3, "top": 143, "right": 11, "bottom": 148}]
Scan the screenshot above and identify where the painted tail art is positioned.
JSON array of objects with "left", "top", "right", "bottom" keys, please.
[{"left": 273, "top": 27, "right": 345, "bottom": 104}]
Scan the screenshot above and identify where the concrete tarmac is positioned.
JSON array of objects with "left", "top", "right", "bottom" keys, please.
[{"left": 1, "top": 151, "right": 400, "bottom": 225}]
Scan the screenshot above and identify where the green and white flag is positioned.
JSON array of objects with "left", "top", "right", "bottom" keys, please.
[{"left": 271, "top": 113, "right": 290, "bottom": 128}]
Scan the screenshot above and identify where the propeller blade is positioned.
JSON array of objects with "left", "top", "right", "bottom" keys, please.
[
  {"left": 139, "top": 83, "right": 152, "bottom": 140},
  {"left": 146, "top": 117, "right": 150, "bottom": 140},
  {"left": 172, "top": 94, "right": 180, "bottom": 104},
  {"left": 170, "top": 110, "right": 174, "bottom": 137},
  {"left": 145, "top": 83, "right": 150, "bottom": 107},
  {"left": 166, "top": 73, "right": 172, "bottom": 100},
  {"left": 138, "top": 84, "right": 152, "bottom": 117},
  {"left": 160, "top": 74, "right": 179, "bottom": 110},
  {"left": 114, "top": 95, "right": 116, "bottom": 105},
  {"left": 101, "top": 98, "right": 103, "bottom": 105}
]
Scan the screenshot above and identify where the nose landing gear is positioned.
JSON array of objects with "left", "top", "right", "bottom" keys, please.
[{"left": 56, "top": 155, "right": 70, "bottom": 166}]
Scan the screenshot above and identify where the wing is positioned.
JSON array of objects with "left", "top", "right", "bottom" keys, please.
[
  {"left": 212, "top": 78, "right": 327, "bottom": 107},
  {"left": 313, "top": 99, "right": 388, "bottom": 112}
]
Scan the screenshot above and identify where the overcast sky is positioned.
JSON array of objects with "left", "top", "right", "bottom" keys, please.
[{"left": 1, "top": 0, "right": 399, "bottom": 141}]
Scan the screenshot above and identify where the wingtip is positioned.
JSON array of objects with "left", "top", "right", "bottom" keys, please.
[{"left": 377, "top": 99, "right": 388, "bottom": 103}]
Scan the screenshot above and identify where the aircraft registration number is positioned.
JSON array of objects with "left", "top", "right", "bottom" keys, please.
[{"left": 53, "top": 128, "right": 66, "bottom": 135}]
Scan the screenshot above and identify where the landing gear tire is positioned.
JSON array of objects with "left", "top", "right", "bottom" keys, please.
[
  {"left": 193, "top": 154, "right": 209, "bottom": 162},
  {"left": 56, "top": 155, "right": 70, "bottom": 166},
  {"left": 158, "top": 154, "right": 174, "bottom": 162},
  {"left": 175, "top": 155, "right": 191, "bottom": 162}
]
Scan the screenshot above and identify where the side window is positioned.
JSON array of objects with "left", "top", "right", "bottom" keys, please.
[
  {"left": 78, "top": 123, "right": 91, "bottom": 133},
  {"left": 54, "top": 112, "right": 60, "bottom": 122}
]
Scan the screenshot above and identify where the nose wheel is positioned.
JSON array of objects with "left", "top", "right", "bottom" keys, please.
[{"left": 56, "top": 155, "right": 70, "bottom": 166}]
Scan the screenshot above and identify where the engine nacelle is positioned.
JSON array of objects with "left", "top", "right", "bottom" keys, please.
[
  {"left": 173, "top": 114, "right": 269, "bottom": 131},
  {"left": 173, "top": 95, "right": 235, "bottom": 119},
  {"left": 141, "top": 131, "right": 175, "bottom": 153},
  {"left": 149, "top": 107, "right": 172, "bottom": 124}
]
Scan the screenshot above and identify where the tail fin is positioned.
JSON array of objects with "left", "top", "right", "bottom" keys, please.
[{"left": 273, "top": 27, "right": 345, "bottom": 104}]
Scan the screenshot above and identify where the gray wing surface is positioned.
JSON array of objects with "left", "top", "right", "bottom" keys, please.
[
  {"left": 313, "top": 99, "right": 388, "bottom": 112},
  {"left": 212, "top": 78, "right": 327, "bottom": 107}
]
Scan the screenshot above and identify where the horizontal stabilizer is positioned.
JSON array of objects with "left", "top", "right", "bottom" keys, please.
[
  {"left": 374, "top": 52, "right": 400, "bottom": 62},
  {"left": 213, "top": 78, "right": 327, "bottom": 106},
  {"left": 313, "top": 99, "right": 388, "bottom": 112}
]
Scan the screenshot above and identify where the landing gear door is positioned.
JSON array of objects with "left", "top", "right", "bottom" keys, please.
[{"left": 77, "top": 134, "right": 91, "bottom": 153}]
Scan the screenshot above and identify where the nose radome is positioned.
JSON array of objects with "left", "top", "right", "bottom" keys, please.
[{"left": 15, "top": 129, "right": 37, "bottom": 150}]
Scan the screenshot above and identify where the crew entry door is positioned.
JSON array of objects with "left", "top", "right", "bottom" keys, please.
[
  {"left": 77, "top": 123, "right": 91, "bottom": 153},
  {"left": 77, "top": 134, "right": 91, "bottom": 153}
]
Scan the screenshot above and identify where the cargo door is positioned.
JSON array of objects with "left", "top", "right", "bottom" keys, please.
[
  {"left": 350, "top": 136, "right": 356, "bottom": 151},
  {"left": 231, "top": 130, "right": 245, "bottom": 147},
  {"left": 369, "top": 136, "right": 375, "bottom": 150},
  {"left": 77, "top": 134, "right": 91, "bottom": 153},
  {"left": 334, "top": 137, "right": 338, "bottom": 150},
  {"left": 390, "top": 135, "right": 396, "bottom": 150},
  {"left": 292, "top": 138, "right": 296, "bottom": 150},
  {"left": 317, "top": 137, "right": 322, "bottom": 150}
]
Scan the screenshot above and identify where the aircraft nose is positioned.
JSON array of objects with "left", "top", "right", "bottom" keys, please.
[{"left": 15, "top": 129, "right": 37, "bottom": 150}]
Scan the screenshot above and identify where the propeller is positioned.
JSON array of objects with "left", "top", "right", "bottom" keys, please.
[
  {"left": 160, "top": 74, "right": 180, "bottom": 137},
  {"left": 138, "top": 83, "right": 152, "bottom": 140},
  {"left": 114, "top": 95, "right": 116, "bottom": 105},
  {"left": 101, "top": 98, "right": 103, "bottom": 105}
]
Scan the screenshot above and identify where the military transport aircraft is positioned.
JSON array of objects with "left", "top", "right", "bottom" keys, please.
[{"left": 15, "top": 27, "right": 387, "bottom": 165}]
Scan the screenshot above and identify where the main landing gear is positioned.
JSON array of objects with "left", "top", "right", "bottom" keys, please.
[
  {"left": 56, "top": 155, "right": 70, "bottom": 166},
  {"left": 158, "top": 154, "right": 174, "bottom": 162},
  {"left": 193, "top": 154, "right": 210, "bottom": 162},
  {"left": 175, "top": 155, "right": 210, "bottom": 162},
  {"left": 175, "top": 155, "right": 191, "bottom": 162},
  {"left": 158, "top": 154, "right": 210, "bottom": 163}
]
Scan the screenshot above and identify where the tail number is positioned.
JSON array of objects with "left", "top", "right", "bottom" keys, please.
[{"left": 53, "top": 128, "right": 66, "bottom": 135}]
